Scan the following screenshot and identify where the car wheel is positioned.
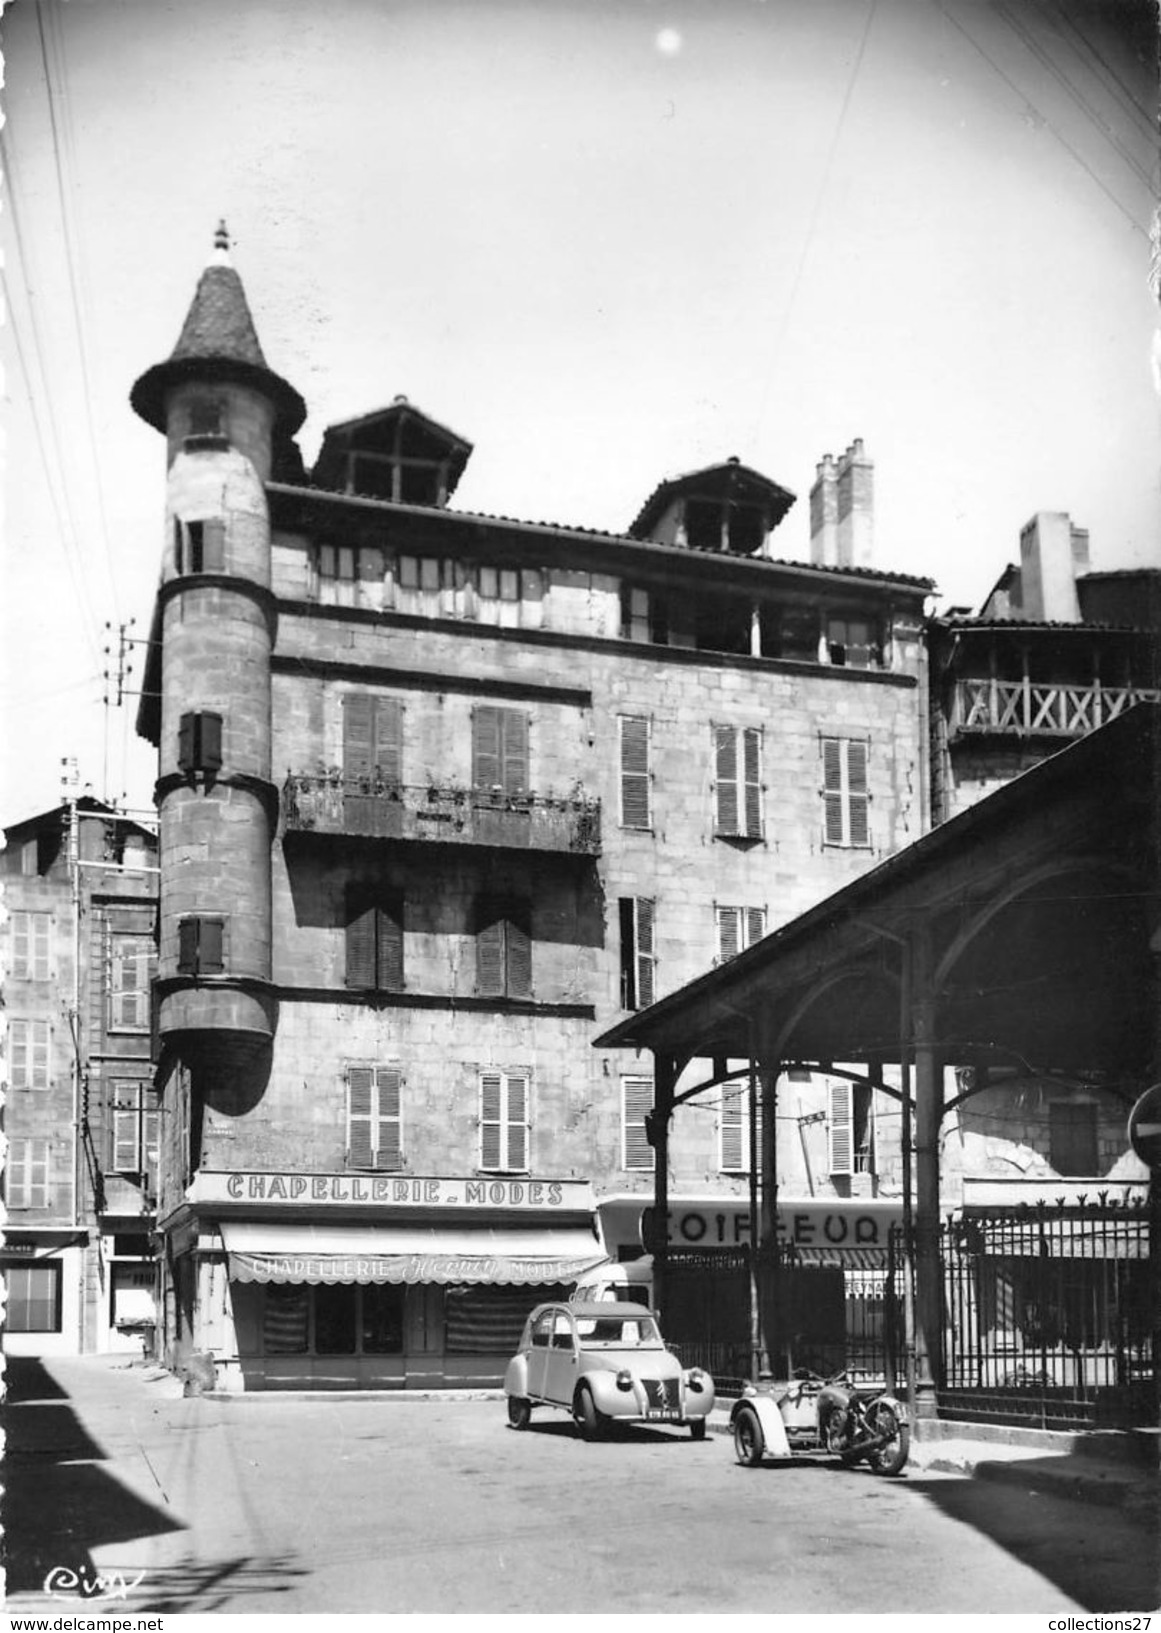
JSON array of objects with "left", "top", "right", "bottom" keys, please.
[
  {"left": 573, "top": 1386, "right": 604, "bottom": 1442},
  {"left": 689, "top": 1418, "right": 707, "bottom": 1441},
  {"left": 507, "top": 1396, "right": 532, "bottom": 1430},
  {"left": 733, "top": 1405, "right": 765, "bottom": 1467}
]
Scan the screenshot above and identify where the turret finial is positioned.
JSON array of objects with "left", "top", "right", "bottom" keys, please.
[{"left": 213, "top": 220, "right": 231, "bottom": 265}]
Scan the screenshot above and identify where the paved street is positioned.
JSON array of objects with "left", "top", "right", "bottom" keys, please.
[{"left": 5, "top": 1355, "right": 1158, "bottom": 1616}]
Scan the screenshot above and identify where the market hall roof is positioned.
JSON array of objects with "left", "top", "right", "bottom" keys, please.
[
  {"left": 131, "top": 222, "right": 306, "bottom": 436},
  {"left": 594, "top": 702, "right": 1160, "bottom": 1080}
]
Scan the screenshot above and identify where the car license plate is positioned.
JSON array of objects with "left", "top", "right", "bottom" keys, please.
[{"left": 643, "top": 1408, "right": 679, "bottom": 1420}]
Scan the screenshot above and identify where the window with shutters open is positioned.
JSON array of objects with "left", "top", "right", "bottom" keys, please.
[
  {"left": 10, "top": 1018, "right": 50, "bottom": 1089},
  {"left": 821, "top": 737, "right": 870, "bottom": 848},
  {"left": 472, "top": 706, "right": 529, "bottom": 796},
  {"left": 719, "top": 1080, "right": 762, "bottom": 1173},
  {"left": 346, "top": 1066, "right": 403, "bottom": 1171},
  {"left": 343, "top": 694, "right": 403, "bottom": 788},
  {"left": 479, "top": 1070, "right": 530, "bottom": 1172},
  {"left": 110, "top": 1082, "right": 160, "bottom": 1191},
  {"left": 619, "top": 715, "right": 651, "bottom": 828},
  {"left": 177, "top": 917, "right": 225, "bottom": 976},
  {"left": 346, "top": 890, "right": 405, "bottom": 992},
  {"left": 714, "top": 726, "right": 763, "bottom": 838},
  {"left": 618, "top": 897, "right": 655, "bottom": 1009},
  {"left": 12, "top": 911, "right": 51, "bottom": 981},
  {"left": 828, "top": 1080, "right": 874, "bottom": 1175},
  {"left": 110, "top": 934, "right": 154, "bottom": 1031},
  {"left": 622, "top": 1075, "right": 655, "bottom": 1171},
  {"left": 176, "top": 518, "right": 226, "bottom": 574},
  {"left": 716, "top": 905, "right": 766, "bottom": 964},
  {"left": 476, "top": 901, "right": 532, "bottom": 999}
]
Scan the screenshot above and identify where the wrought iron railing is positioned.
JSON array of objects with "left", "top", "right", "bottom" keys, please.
[
  {"left": 948, "top": 679, "right": 1158, "bottom": 740},
  {"left": 281, "top": 774, "right": 601, "bottom": 854},
  {"left": 938, "top": 1201, "right": 1154, "bottom": 1429}
]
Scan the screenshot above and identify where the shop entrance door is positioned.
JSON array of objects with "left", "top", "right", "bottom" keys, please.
[{"left": 405, "top": 1284, "right": 445, "bottom": 1387}]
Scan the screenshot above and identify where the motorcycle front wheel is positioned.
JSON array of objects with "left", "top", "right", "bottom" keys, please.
[{"left": 864, "top": 1402, "right": 910, "bottom": 1476}]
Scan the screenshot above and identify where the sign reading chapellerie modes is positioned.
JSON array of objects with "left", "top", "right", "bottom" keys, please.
[{"left": 188, "top": 1172, "right": 594, "bottom": 1210}]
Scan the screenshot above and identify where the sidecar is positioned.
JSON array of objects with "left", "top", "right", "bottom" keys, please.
[{"left": 729, "top": 1376, "right": 910, "bottom": 1475}]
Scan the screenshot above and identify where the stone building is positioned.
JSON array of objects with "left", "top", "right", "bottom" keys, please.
[
  {"left": 2, "top": 796, "right": 158, "bottom": 1355},
  {"left": 132, "top": 231, "right": 932, "bottom": 1389}
]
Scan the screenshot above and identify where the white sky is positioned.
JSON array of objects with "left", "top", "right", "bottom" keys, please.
[{"left": 2, "top": 0, "right": 1158, "bottom": 827}]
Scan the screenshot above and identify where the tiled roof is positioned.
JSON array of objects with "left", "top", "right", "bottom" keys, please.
[{"left": 170, "top": 265, "right": 270, "bottom": 368}]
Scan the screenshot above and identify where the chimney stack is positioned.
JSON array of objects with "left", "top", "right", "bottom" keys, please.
[
  {"left": 1018, "top": 512, "right": 1090, "bottom": 622},
  {"left": 810, "top": 439, "right": 873, "bottom": 568}
]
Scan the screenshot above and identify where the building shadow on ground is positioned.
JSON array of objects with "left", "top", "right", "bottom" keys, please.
[
  {"left": 2, "top": 1357, "right": 186, "bottom": 1599},
  {"left": 906, "top": 1470, "right": 1161, "bottom": 1611}
]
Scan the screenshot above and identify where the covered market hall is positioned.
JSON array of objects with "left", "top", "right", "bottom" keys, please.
[{"left": 596, "top": 704, "right": 1160, "bottom": 1436}]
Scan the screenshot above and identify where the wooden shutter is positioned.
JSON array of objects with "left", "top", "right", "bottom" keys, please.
[
  {"left": 344, "top": 693, "right": 376, "bottom": 779},
  {"left": 828, "top": 1080, "right": 854, "bottom": 1175},
  {"left": 113, "top": 937, "right": 149, "bottom": 1028},
  {"left": 178, "top": 714, "right": 194, "bottom": 772},
  {"left": 473, "top": 706, "right": 502, "bottom": 788},
  {"left": 199, "top": 919, "right": 224, "bottom": 974},
  {"left": 717, "top": 905, "right": 741, "bottom": 962},
  {"left": 745, "top": 906, "right": 766, "bottom": 948},
  {"left": 635, "top": 898, "right": 655, "bottom": 1008},
  {"left": 506, "top": 914, "right": 532, "bottom": 998},
  {"left": 477, "top": 912, "right": 505, "bottom": 997},
  {"left": 715, "top": 726, "right": 739, "bottom": 834},
  {"left": 373, "top": 699, "right": 403, "bottom": 786},
  {"left": 623, "top": 1076, "right": 655, "bottom": 1171},
  {"left": 144, "top": 1105, "right": 160, "bottom": 1193},
  {"left": 505, "top": 1072, "right": 529, "bottom": 1171},
  {"left": 742, "top": 728, "right": 762, "bottom": 837},
  {"left": 822, "top": 738, "right": 845, "bottom": 845},
  {"left": 499, "top": 710, "right": 529, "bottom": 795},
  {"left": 112, "top": 1091, "right": 140, "bottom": 1171},
  {"left": 347, "top": 1067, "right": 376, "bottom": 1168},
  {"left": 620, "top": 716, "right": 651, "bottom": 828},
  {"left": 200, "top": 713, "right": 223, "bottom": 773},
  {"left": 480, "top": 1072, "right": 504, "bottom": 1169},
  {"left": 375, "top": 1067, "right": 403, "bottom": 1170},
  {"left": 847, "top": 740, "right": 869, "bottom": 846},
  {"left": 177, "top": 919, "right": 198, "bottom": 974},
  {"left": 377, "top": 902, "right": 405, "bottom": 992},
  {"left": 10, "top": 1020, "right": 28, "bottom": 1087},
  {"left": 721, "top": 1083, "right": 746, "bottom": 1172},
  {"left": 345, "top": 895, "right": 377, "bottom": 989}
]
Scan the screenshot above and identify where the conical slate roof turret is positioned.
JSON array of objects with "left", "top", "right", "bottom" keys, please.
[{"left": 131, "top": 223, "right": 306, "bottom": 435}]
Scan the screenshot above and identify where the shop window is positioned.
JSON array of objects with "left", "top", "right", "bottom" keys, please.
[
  {"left": 472, "top": 706, "right": 529, "bottom": 795},
  {"left": 714, "top": 726, "right": 763, "bottom": 839},
  {"left": 828, "top": 1081, "right": 875, "bottom": 1176},
  {"left": 476, "top": 901, "right": 531, "bottom": 999},
  {"left": 346, "top": 1066, "right": 403, "bottom": 1170},
  {"left": 177, "top": 917, "right": 225, "bottom": 975},
  {"left": 10, "top": 1018, "right": 50, "bottom": 1088},
  {"left": 11, "top": 910, "right": 51, "bottom": 980},
  {"left": 619, "top": 715, "right": 651, "bottom": 828},
  {"left": 1049, "top": 1101, "right": 1099, "bottom": 1177},
  {"left": 445, "top": 1284, "right": 568, "bottom": 1355},
  {"left": 362, "top": 1284, "right": 405, "bottom": 1354},
  {"left": 822, "top": 738, "right": 870, "bottom": 848},
  {"left": 315, "top": 1284, "right": 358, "bottom": 1355},
  {"left": 622, "top": 1075, "right": 655, "bottom": 1171},
  {"left": 7, "top": 1138, "right": 51, "bottom": 1209},
  {"left": 177, "top": 712, "right": 223, "bottom": 776},
  {"left": 480, "top": 1070, "right": 529, "bottom": 1172},
  {"left": 619, "top": 897, "right": 655, "bottom": 1010},
  {"left": 345, "top": 891, "right": 405, "bottom": 992},
  {"left": 716, "top": 905, "right": 766, "bottom": 964},
  {"left": 263, "top": 1284, "right": 309, "bottom": 1353},
  {"left": 174, "top": 517, "right": 225, "bottom": 575},
  {"left": 6, "top": 1262, "right": 62, "bottom": 1333},
  {"left": 719, "top": 1081, "right": 762, "bottom": 1174},
  {"left": 109, "top": 934, "right": 155, "bottom": 1031}
]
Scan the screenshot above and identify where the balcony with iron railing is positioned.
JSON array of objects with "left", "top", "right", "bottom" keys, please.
[
  {"left": 282, "top": 773, "right": 602, "bottom": 855},
  {"left": 948, "top": 678, "right": 1159, "bottom": 741}
]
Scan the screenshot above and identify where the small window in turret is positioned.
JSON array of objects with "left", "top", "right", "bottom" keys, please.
[
  {"left": 185, "top": 399, "right": 228, "bottom": 451},
  {"left": 177, "top": 712, "right": 223, "bottom": 775},
  {"left": 177, "top": 519, "right": 225, "bottom": 575},
  {"left": 177, "top": 916, "right": 225, "bottom": 975}
]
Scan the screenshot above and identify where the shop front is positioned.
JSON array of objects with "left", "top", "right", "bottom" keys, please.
[
  {"left": 160, "top": 1171, "right": 605, "bottom": 1391},
  {"left": 0, "top": 1230, "right": 88, "bottom": 1357}
]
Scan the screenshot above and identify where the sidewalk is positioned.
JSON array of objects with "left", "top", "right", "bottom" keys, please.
[{"left": 705, "top": 1397, "right": 1160, "bottom": 1517}]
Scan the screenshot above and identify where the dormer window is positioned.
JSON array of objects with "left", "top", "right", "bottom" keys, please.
[
  {"left": 683, "top": 497, "right": 766, "bottom": 555},
  {"left": 826, "top": 616, "right": 881, "bottom": 669}
]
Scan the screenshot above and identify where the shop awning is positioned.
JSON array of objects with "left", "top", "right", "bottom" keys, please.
[{"left": 219, "top": 1222, "right": 608, "bottom": 1286}]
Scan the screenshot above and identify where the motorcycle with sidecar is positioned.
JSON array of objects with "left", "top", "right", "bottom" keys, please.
[{"left": 730, "top": 1367, "right": 910, "bottom": 1475}]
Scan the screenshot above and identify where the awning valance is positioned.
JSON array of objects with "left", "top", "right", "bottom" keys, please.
[{"left": 219, "top": 1222, "right": 608, "bottom": 1286}]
